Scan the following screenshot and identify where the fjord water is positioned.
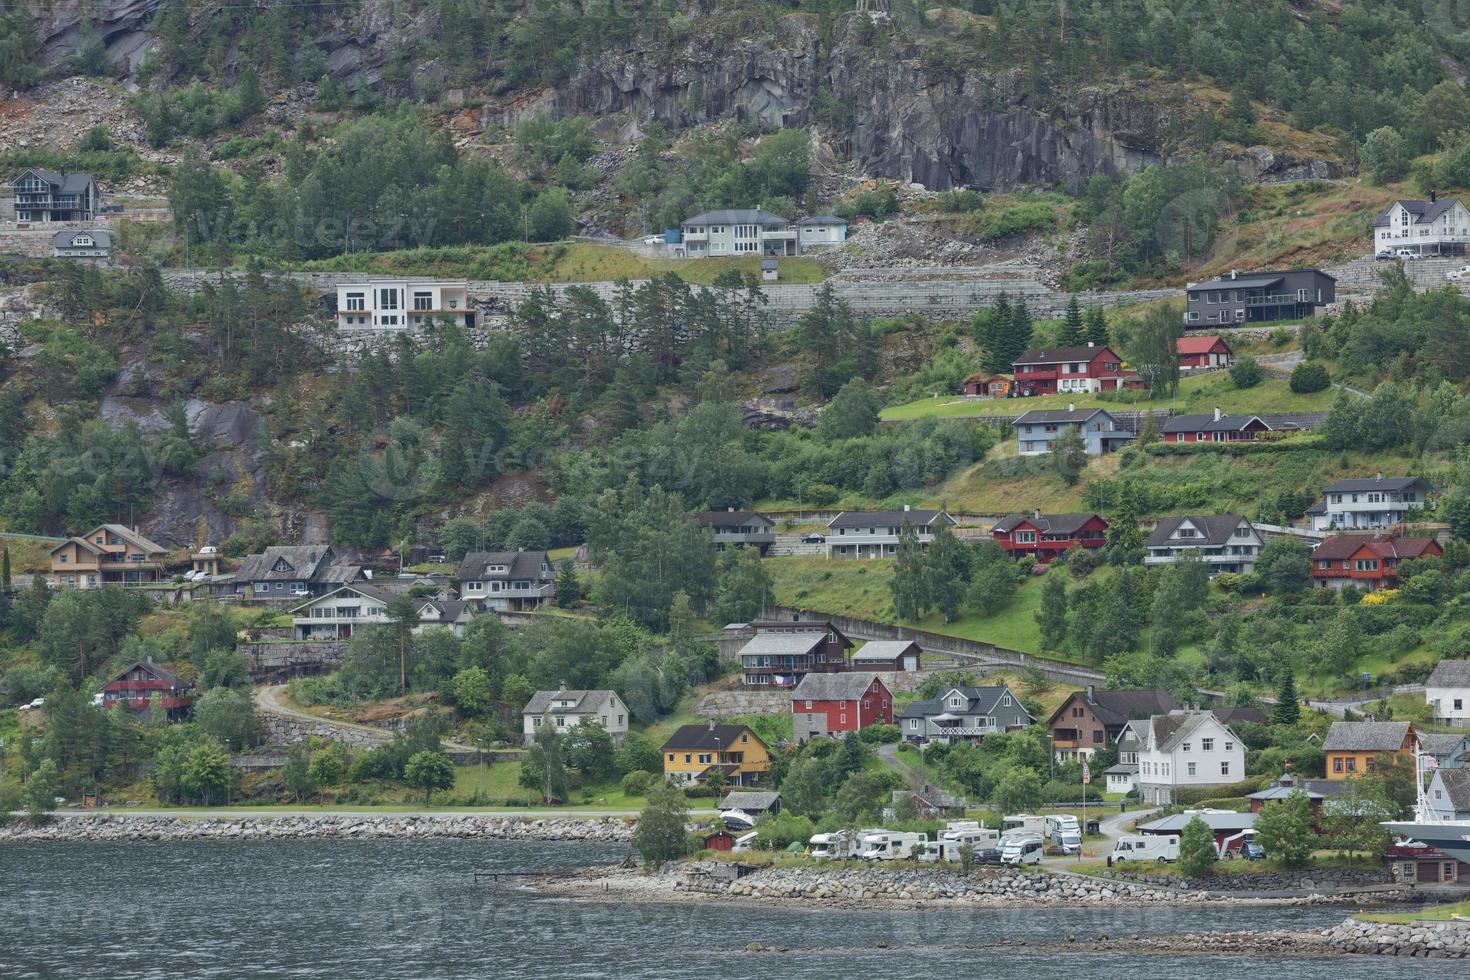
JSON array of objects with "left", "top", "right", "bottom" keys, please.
[{"left": 0, "top": 839, "right": 1460, "bottom": 979}]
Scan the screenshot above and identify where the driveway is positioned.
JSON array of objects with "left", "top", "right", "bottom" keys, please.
[
  {"left": 1039, "top": 804, "right": 1160, "bottom": 868},
  {"left": 254, "top": 685, "right": 478, "bottom": 753}
]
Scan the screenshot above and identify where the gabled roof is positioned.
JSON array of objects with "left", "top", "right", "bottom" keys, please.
[
  {"left": 738, "top": 632, "right": 827, "bottom": 657},
  {"left": 691, "top": 510, "right": 774, "bottom": 530},
  {"left": 662, "top": 723, "right": 764, "bottom": 752},
  {"left": 1013, "top": 345, "right": 1117, "bottom": 365},
  {"left": 1175, "top": 335, "right": 1231, "bottom": 355},
  {"left": 992, "top": 512, "right": 1105, "bottom": 535},
  {"left": 455, "top": 550, "right": 552, "bottom": 582},
  {"left": 718, "top": 790, "right": 781, "bottom": 811},
  {"left": 1322, "top": 476, "right": 1432, "bottom": 493},
  {"left": 792, "top": 672, "right": 884, "bottom": 701},
  {"left": 1322, "top": 720, "right": 1413, "bottom": 752},
  {"left": 233, "top": 545, "right": 336, "bottom": 583},
  {"left": 1186, "top": 274, "right": 1284, "bottom": 291},
  {"left": 1420, "top": 732, "right": 1470, "bottom": 762},
  {"left": 52, "top": 229, "right": 112, "bottom": 247},
  {"left": 1140, "top": 711, "right": 1235, "bottom": 753},
  {"left": 95, "top": 524, "right": 168, "bottom": 554},
  {"left": 849, "top": 640, "right": 920, "bottom": 662},
  {"left": 1427, "top": 660, "right": 1470, "bottom": 689},
  {"left": 1310, "top": 534, "right": 1440, "bottom": 563},
  {"left": 1012, "top": 408, "right": 1116, "bottom": 426},
  {"left": 50, "top": 536, "right": 103, "bottom": 556},
  {"left": 1372, "top": 198, "right": 1464, "bottom": 228},
  {"left": 14, "top": 168, "right": 96, "bottom": 194},
  {"left": 1214, "top": 706, "right": 1268, "bottom": 726},
  {"left": 107, "top": 659, "right": 189, "bottom": 690},
  {"left": 1433, "top": 769, "right": 1470, "bottom": 811},
  {"left": 900, "top": 686, "right": 1031, "bottom": 722},
  {"left": 289, "top": 582, "right": 399, "bottom": 612},
  {"left": 1161, "top": 412, "right": 1269, "bottom": 434},
  {"left": 1048, "top": 689, "right": 1177, "bottom": 727},
  {"left": 1145, "top": 515, "right": 1250, "bottom": 548},
  {"left": 795, "top": 215, "right": 846, "bottom": 226},
  {"left": 523, "top": 688, "right": 619, "bottom": 716},
  {"left": 682, "top": 208, "right": 788, "bottom": 226},
  {"left": 827, "top": 510, "right": 953, "bottom": 529}
]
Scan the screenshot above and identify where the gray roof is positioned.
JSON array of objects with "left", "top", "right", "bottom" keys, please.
[
  {"left": 1013, "top": 408, "right": 1115, "bottom": 425},
  {"left": 718, "top": 790, "right": 780, "bottom": 812},
  {"left": 850, "top": 640, "right": 920, "bottom": 662},
  {"left": 739, "top": 633, "right": 826, "bottom": 657},
  {"left": 992, "top": 512, "right": 1103, "bottom": 535},
  {"left": 1139, "top": 812, "right": 1257, "bottom": 834},
  {"left": 1104, "top": 763, "right": 1138, "bottom": 775},
  {"left": 792, "top": 672, "right": 883, "bottom": 701},
  {"left": 233, "top": 545, "right": 336, "bottom": 583},
  {"left": 1372, "top": 198, "right": 1463, "bottom": 228},
  {"left": 1427, "top": 660, "right": 1470, "bottom": 689},
  {"left": 827, "top": 510, "right": 953, "bottom": 529},
  {"left": 289, "top": 583, "right": 400, "bottom": 612},
  {"left": 52, "top": 229, "right": 111, "bottom": 248},
  {"left": 1048, "top": 689, "right": 1177, "bottom": 727},
  {"left": 1322, "top": 476, "right": 1432, "bottom": 493},
  {"left": 1140, "top": 711, "right": 1236, "bottom": 753},
  {"left": 1186, "top": 274, "right": 1285, "bottom": 292},
  {"left": 899, "top": 685, "right": 1032, "bottom": 722},
  {"left": 1145, "top": 515, "right": 1250, "bottom": 548},
  {"left": 796, "top": 215, "right": 846, "bottom": 226},
  {"left": 456, "top": 550, "right": 552, "bottom": 582},
  {"left": 1419, "top": 732, "right": 1470, "bottom": 762},
  {"left": 1322, "top": 721, "right": 1412, "bottom": 752},
  {"left": 16, "top": 168, "right": 96, "bottom": 194},
  {"left": 1436, "top": 769, "right": 1470, "bottom": 810},
  {"left": 682, "top": 208, "right": 788, "bottom": 226},
  {"left": 691, "top": 510, "right": 775, "bottom": 530},
  {"left": 1161, "top": 413, "right": 1269, "bottom": 434},
  {"left": 523, "top": 688, "right": 618, "bottom": 716},
  {"left": 760, "top": 259, "right": 779, "bottom": 270},
  {"left": 97, "top": 523, "right": 168, "bottom": 554}
]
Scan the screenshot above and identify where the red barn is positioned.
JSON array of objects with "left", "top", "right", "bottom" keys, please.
[
  {"left": 992, "top": 512, "right": 1109, "bottom": 562},
  {"left": 1012, "top": 344, "right": 1136, "bottom": 395},
  {"left": 1175, "top": 335, "right": 1234, "bottom": 369},
  {"left": 1311, "top": 534, "right": 1442, "bottom": 592},
  {"left": 101, "top": 658, "right": 194, "bottom": 721},
  {"left": 791, "top": 673, "right": 893, "bottom": 741},
  {"left": 702, "top": 831, "right": 735, "bottom": 852}
]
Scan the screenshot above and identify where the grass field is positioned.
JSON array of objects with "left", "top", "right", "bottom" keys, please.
[
  {"left": 881, "top": 373, "right": 1337, "bottom": 422},
  {"left": 1360, "top": 900, "right": 1470, "bottom": 924}
]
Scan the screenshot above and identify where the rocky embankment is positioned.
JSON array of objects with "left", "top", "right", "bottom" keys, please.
[
  {"left": 1321, "top": 918, "right": 1470, "bottom": 958},
  {"left": 0, "top": 813, "right": 634, "bottom": 843}
]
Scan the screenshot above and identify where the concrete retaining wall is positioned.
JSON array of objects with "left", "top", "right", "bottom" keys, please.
[{"left": 241, "top": 641, "right": 346, "bottom": 678}]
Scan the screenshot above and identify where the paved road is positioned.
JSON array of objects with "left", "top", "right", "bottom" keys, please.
[
  {"left": 254, "top": 684, "right": 478, "bottom": 753},
  {"left": 1040, "top": 804, "right": 1160, "bottom": 868}
]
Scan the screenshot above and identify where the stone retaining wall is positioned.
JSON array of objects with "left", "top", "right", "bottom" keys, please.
[
  {"left": 241, "top": 640, "right": 346, "bottom": 678},
  {"left": 1323, "top": 917, "right": 1470, "bottom": 958},
  {"left": 0, "top": 813, "right": 634, "bottom": 843},
  {"left": 258, "top": 710, "right": 395, "bottom": 749},
  {"left": 1104, "top": 867, "right": 1392, "bottom": 893}
]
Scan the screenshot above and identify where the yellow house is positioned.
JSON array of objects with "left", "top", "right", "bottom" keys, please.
[
  {"left": 1322, "top": 720, "right": 1415, "bottom": 780},
  {"left": 50, "top": 524, "right": 170, "bottom": 589},
  {"left": 662, "top": 722, "right": 772, "bottom": 787}
]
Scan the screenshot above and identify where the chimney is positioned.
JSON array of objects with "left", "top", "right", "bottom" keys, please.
[
  {"left": 1087, "top": 341, "right": 1095, "bottom": 347},
  {"left": 1033, "top": 508, "right": 1041, "bottom": 520},
  {"left": 1086, "top": 685, "right": 1095, "bottom": 701},
  {"left": 1213, "top": 407, "right": 1222, "bottom": 422},
  {"left": 1376, "top": 471, "right": 1384, "bottom": 481},
  {"left": 558, "top": 679, "right": 566, "bottom": 691},
  {"left": 1431, "top": 189, "right": 1438, "bottom": 203},
  {"left": 1230, "top": 269, "right": 1239, "bottom": 280},
  {"left": 903, "top": 504, "right": 911, "bottom": 512},
  {"left": 727, "top": 506, "right": 735, "bottom": 512},
  {"left": 1068, "top": 403, "right": 1075, "bottom": 412},
  {"left": 708, "top": 718, "right": 717, "bottom": 731}
]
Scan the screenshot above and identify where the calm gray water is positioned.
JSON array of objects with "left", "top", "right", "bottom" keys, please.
[{"left": 0, "top": 839, "right": 1461, "bottom": 979}]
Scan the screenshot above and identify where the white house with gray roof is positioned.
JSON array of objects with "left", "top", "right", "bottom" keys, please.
[
  {"left": 1373, "top": 195, "right": 1470, "bottom": 257},
  {"left": 52, "top": 228, "right": 111, "bottom": 263},
  {"left": 1309, "top": 475, "right": 1433, "bottom": 530},
  {"left": 289, "top": 584, "right": 477, "bottom": 639},
  {"left": 522, "top": 683, "right": 628, "bottom": 745},
  {"left": 825, "top": 506, "right": 955, "bottom": 559},
  {"left": 1144, "top": 515, "right": 1262, "bottom": 574},
  {"left": 11, "top": 168, "right": 99, "bottom": 222},
  {"left": 1013, "top": 407, "right": 1134, "bottom": 456},
  {"left": 1427, "top": 660, "right": 1470, "bottom": 728},
  {"left": 678, "top": 209, "right": 846, "bottom": 257},
  {"left": 456, "top": 550, "right": 556, "bottom": 612},
  {"left": 1135, "top": 710, "right": 1244, "bottom": 805}
]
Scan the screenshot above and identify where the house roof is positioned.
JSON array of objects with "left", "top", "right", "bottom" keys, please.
[
  {"left": 718, "top": 790, "right": 781, "bottom": 812},
  {"left": 1310, "top": 534, "right": 1440, "bottom": 563},
  {"left": 1322, "top": 476, "right": 1432, "bottom": 493},
  {"left": 1372, "top": 198, "right": 1464, "bottom": 228},
  {"left": 98, "top": 524, "right": 168, "bottom": 554},
  {"left": 827, "top": 509, "right": 952, "bottom": 529},
  {"left": 233, "top": 545, "right": 336, "bottom": 583},
  {"left": 899, "top": 686, "right": 1030, "bottom": 722},
  {"left": 107, "top": 659, "right": 189, "bottom": 690},
  {"left": 760, "top": 259, "right": 778, "bottom": 270},
  {"left": 1104, "top": 763, "right": 1138, "bottom": 775},
  {"left": 738, "top": 633, "right": 827, "bottom": 658},
  {"left": 1322, "top": 720, "right": 1413, "bottom": 752},
  {"left": 1186, "top": 274, "right": 1285, "bottom": 291},
  {"left": 1138, "top": 811, "right": 1257, "bottom": 833},
  {"left": 52, "top": 229, "right": 112, "bottom": 247},
  {"left": 1175, "top": 335, "right": 1230, "bottom": 355},
  {"left": 1214, "top": 706, "right": 1268, "bottom": 726},
  {"left": 1145, "top": 515, "right": 1250, "bottom": 548},
  {"left": 1012, "top": 408, "right": 1114, "bottom": 425},
  {"left": 1420, "top": 732, "right": 1470, "bottom": 762},
  {"left": 1435, "top": 769, "right": 1470, "bottom": 810},
  {"left": 1141, "top": 711, "right": 1236, "bottom": 753},
  {"left": 795, "top": 215, "right": 846, "bottom": 226},
  {"left": 1048, "top": 689, "right": 1177, "bottom": 727},
  {"left": 691, "top": 510, "right": 774, "bottom": 530},
  {"left": 1427, "top": 660, "right": 1470, "bottom": 689},
  {"left": 662, "top": 723, "right": 763, "bottom": 752},
  {"left": 1161, "top": 413, "right": 1269, "bottom": 434},
  {"left": 849, "top": 640, "right": 920, "bottom": 662},
  {"left": 16, "top": 168, "right": 96, "bottom": 194},
  {"left": 523, "top": 688, "right": 619, "bottom": 716},
  {"left": 792, "top": 672, "right": 884, "bottom": 701},
  {"left": 455, "top": 550, "right": 551, "bottom": 582},
  {"left": 1013, "top": 345, "right": 1116, "bottom": 365},
  {"left": 289, "top": 582, "right": 400, "bottom": 612},
  {"left": 683, "top": 208, "right": 788, "bottom": 226},
  {"left": 992, "top": 512, "right": 1105, "bottom": 535},
  {"left": 50, "top": 536, "right": 102, "bottom": 556}
]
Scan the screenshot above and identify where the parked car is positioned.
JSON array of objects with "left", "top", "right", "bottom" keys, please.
[
  {"left": 26, "top": 697, "right": 45, "bottom": 709},
  {"left": 1447, "top": 265, "right": 1470, "bottom": 281},
  {"left": 998, "top": 834, "right": 1045, "bottom": 866},
  {"left": 642, "top": 235, "right": 664, "bottom": 245},
  {"left": 1240, "top": 841, "right": 1266, "bottom": 861},
  {"left": 1396, "top": 248, "right": 1420, "bottom": 260},
  {"left": 973, "top": 847, "right": 1004, "bottom": 865},
  {"left": 801, "top": 533, "right": 826, "bottom": 544},
  {"left": 1375, "top": 248, "right": 1395, "bottom": 261}
]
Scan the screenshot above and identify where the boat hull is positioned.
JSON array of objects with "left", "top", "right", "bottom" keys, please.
[{"left": 1385, "top": 822, "right": 1470, "bottom": 864}]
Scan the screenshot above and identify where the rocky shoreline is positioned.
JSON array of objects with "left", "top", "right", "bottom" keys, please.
[{"left": 0, "top": 813, "right": 635, "bottom": 843}]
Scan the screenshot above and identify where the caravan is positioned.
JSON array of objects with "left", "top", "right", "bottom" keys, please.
[
  {"left": 998, "top": 834, "right": 1045, "bottom": 866},
  {"left": 1110, "top": 834, "right": 1179, "bottom": 864},
  {"left": 1045, "top": 815, "right": 1082, "bottom": 854},
  {"left": 1002, "top": 814, "right": 1047, "bottom": 836},
  {"left": 858, "top": 830, "right": 927, "bottom": 861},
  {"left": 808, "top": 830, "right": 860, "bottom": 860}
]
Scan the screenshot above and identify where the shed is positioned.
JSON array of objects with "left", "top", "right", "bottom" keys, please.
[
  {"left": 703, "top": 831, "right": 735, "bottom": 852},
  {"left": 760, "top": 258, "right": 779, "bottom": 281}
]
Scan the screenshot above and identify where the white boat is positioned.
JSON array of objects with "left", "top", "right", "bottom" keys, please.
[{"left": 1382, "top": 741, "right": 1470, "bottom": 863}]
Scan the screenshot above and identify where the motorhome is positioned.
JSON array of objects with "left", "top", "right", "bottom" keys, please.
[
  {"left": 808, "top": 830, "right": 860, "bottom": 860},
  {"left": 1045, "top": 814, "right": 1082, "bottom": 854},
  {"left": 999, "top": 834, "right": 1045, "bottom": 866},
  {"left": 1110, "top": 834, "right": 1179, "bottom": 863},
  {"left": 859, "top": 830, "right": 927, "bottom": 861},
  {"left": 1002, "top": 814, "right": 1047, "bottom": 836},
  {"left": 920, "top": 827, "right": 1001, "bottom": 862}
]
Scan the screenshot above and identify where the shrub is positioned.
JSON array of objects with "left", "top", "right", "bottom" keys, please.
[
  {"left": 1229, "top": 354, "right": 1262, "bottom": 389},
  {"left": 620, "top": 770, "right": 655, "bottom": 797},
  {"left": 857, "top": 723, "right": 901, "bottom": 744},
  {"left": 1289, "top": 361, "right": 1331, "bottom": 393},
  {"left": 1178, "top": 816, "right": 1219, "bottom": 877}
]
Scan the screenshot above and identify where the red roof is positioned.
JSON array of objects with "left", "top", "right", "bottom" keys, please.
[
  {"left": 1175, "top": 335, "right": 1230, "bottom": 355},
  {"left": 1311, "top": 534, "right": 1442, "bottom": 563}
]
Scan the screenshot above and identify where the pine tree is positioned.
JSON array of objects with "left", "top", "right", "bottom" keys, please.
[
  {"left": 1007, "top": 301, "right": 1035, "bottom": 366},
  {"left": 1104, "top": 483, "right": 1145, "bottom": 564},
  {"left": 922, "top": 519, "right": 967, "bottom": 623},
  {"left": 1272, "top": 668, "right": 1301, "bottom": 726},
  {"left": 1084, "top": 306, "right": 1110, "bottom": 347},
  {"left": 1060, "top": 296, "right": 1084, "bottom": 346},
  {"left": 1, "top": 547, "right": 9, "bottom": 589}
]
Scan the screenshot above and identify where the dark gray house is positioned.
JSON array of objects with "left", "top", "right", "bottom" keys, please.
[
  {"left": 692, "top": 510, "right": 776, "bottom": 554},
  {"left": 899, "top": 684, "right": 1034, "bottom": 745},
  {"left": 1183, "top": 269, "right": 1335, "bottom": 328},
  {"left": 12, "top": 168, "right": 99, "bottom": 222},
  {"left": 51, "top": 228, "right": 111, "bottom": 262}
]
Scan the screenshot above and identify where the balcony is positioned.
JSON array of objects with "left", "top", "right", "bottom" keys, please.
[
  {"left": 682, "top": 231, "right": 708, "bottom": 241},
  {"left": 760, "top": 228, "right": 797, "bottom": 240}
]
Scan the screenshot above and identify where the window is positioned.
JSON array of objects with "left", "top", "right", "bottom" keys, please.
[
  {"left": 1346, "top": 757, "right": 1357, "bottom": 772},
  {"left": 346, "top": 292, "right": 365, "bottom": 311},
  {"left": 1456, "top": 699, "right": 1464, "bottom": 711},
  {"left": 804, "top": 700, "right": 813, "bottom": 709},
  {"left": 1202, "top": 738, "right": 1214, "bottom": 752},
  {"left": 1182, "top": 742, "right": 1191, "bottom": 753},
  {"left": 378, "top": 288, "right": 399, "bottom": 310},
  {"left": 1187, "top": 762, "right": 1196, "bottom": 776},
  {"left": 909, "top": 719, "right": 919, "bottom": 729},
  {"left": 413, "top": 291, "right": 432, "bottom": 310},
  {"left": 555, "top": 716, "right": 565, "bottom": 727},
  {"left": 617, "top": 715, "right": 624, "bottom": 725},
  {"left": 1092, "top": 730, "right": 1103, "bottom": 744},
  {"left": 1016, "top": 531, "right": 1037, "bottom": 544},
  {"left": 1220, "top": 761, "right": 1230, "bottom": 776},
  {"left": 1333, "top": 757, "right": 1343, "bottom": 773},
  {"left": 683, "top": 754, "right": 691, "bottom": 764},
  {"left": 1002, "top": 694, "right": 1012, "bottom": 706}
]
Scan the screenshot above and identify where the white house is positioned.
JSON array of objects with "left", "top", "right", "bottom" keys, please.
[
  {"left": 1427, "top": 660, "right": 1470, "bottom": 728},
  {"left": 289, "top": 584, "right": 477, "bottom": 639},
  {"left": 1308, "top": 475, "right": 1433, "bottom": 531},
  {"left": 51, "top": 228, "right": 111, "bottom": 262},
  {"left": 1424, "top": 769, "right": 1470, "bottom": 821},
  {"left": 1105, "top": 722, "right": 1144, "bottom": 794},
  {"left": 1372, "top": 195, "right": 1470, "bottom": 257},
  {"left": 1143, "top": 515, "right": 1262, "bottom": 574},
  {"left": 678, "top": 209, "right": 847, "bottom": 257},
  {"left": 336, "top": 280, "right": 473, "bottom": 330},
  {"left": 455, "top": 550, "right": 557, "bottom": 612},
  {"left": 1135, "top": 711, "right": 1245, "bottom": 806},
  {"left": 522, "top": 684, "right": 629, "bottom": 745},
  {"left": 825, "top": 507, "right": 956, "bottom": 559},
  {"left": 795, "top": 215, "right": 848, "bottom": 249}
]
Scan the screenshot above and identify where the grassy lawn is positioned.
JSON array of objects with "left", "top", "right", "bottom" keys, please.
[
  {"left": 1076, "top": 852, "right": 1375, "bottom": 878},
  {"left": 1360, "top": 900, "right": 1470, "bottom": 924},
  {"left": 881, "top": 373, "right": 1336, "bottom": 422}
]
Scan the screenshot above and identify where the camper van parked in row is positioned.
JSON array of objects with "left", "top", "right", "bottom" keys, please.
[
  {"left": 1045, "top": 815, "right": 1082, "bottom": 854},
  {"left": 1110, "top": 834, "right": 1179, "bottom": 864},
  {"left": 859, "top": 830, "right": 927, "bottom": 861},
  {"left": 808, "top": 830, "right": 860, "bottom": 860},
  {"left": 920, "top": 823, "right": 1001, "bottom": 862},
  {"left": 1002, "top": 814, "right": 1047, "bottom": 836},
  {"left": 998, "top": 833, "right": 1045, "bottom": 866}
]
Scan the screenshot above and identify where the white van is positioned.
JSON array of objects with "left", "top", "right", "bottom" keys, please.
[
  {"left": 1396, "top": 247, "right": 1420, "bottom": 260},
  {"left": 1110, "top": 833, "right": 1179, "bottom": 863},
  {"left": 859, "top": 831, "right": 927, "bottom": 861},
  {"left": 1045, "top": 815, "right": 1082, "bottom": 854},
  {"left": 1447, "top": 265, "right": 1470, "bottom": 282},
  {"left": 999, "top": 834, "right": 1045, "bottom": 866},
  {"left": 1002, "top": 814, "right": 1047, "bottom": 836}
]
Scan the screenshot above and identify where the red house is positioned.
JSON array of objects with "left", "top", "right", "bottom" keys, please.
[
  {"left": 1012, "top": 344, "right": 1137, "bottom": 395},
  {"left": 992, "top": 512, "right": 1109, "bottom": 561},
  {"left": 101, "top": 658, "right": 194, "bottom": 721},
  {"left": 791, "top": 673, "right": 893, "bottom": 741},
  {"left": 1175, "top": 335, "right": 1234, "bottom": 369},
  {"left": 1311, "top": 534, "right": 1442, "bottom": 592},
  {"left": 1161, "top": 409, "right": 1272, "bottom": 443}
]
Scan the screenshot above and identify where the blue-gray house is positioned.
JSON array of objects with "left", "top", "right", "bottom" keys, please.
[{"left": 1014, "top": 407, "right": 1134, "bottom": 456}]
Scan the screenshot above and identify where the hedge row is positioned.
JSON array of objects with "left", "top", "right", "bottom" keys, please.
[{"left": 1144, "top": 436, "right": 1326, "bottom": 457}]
